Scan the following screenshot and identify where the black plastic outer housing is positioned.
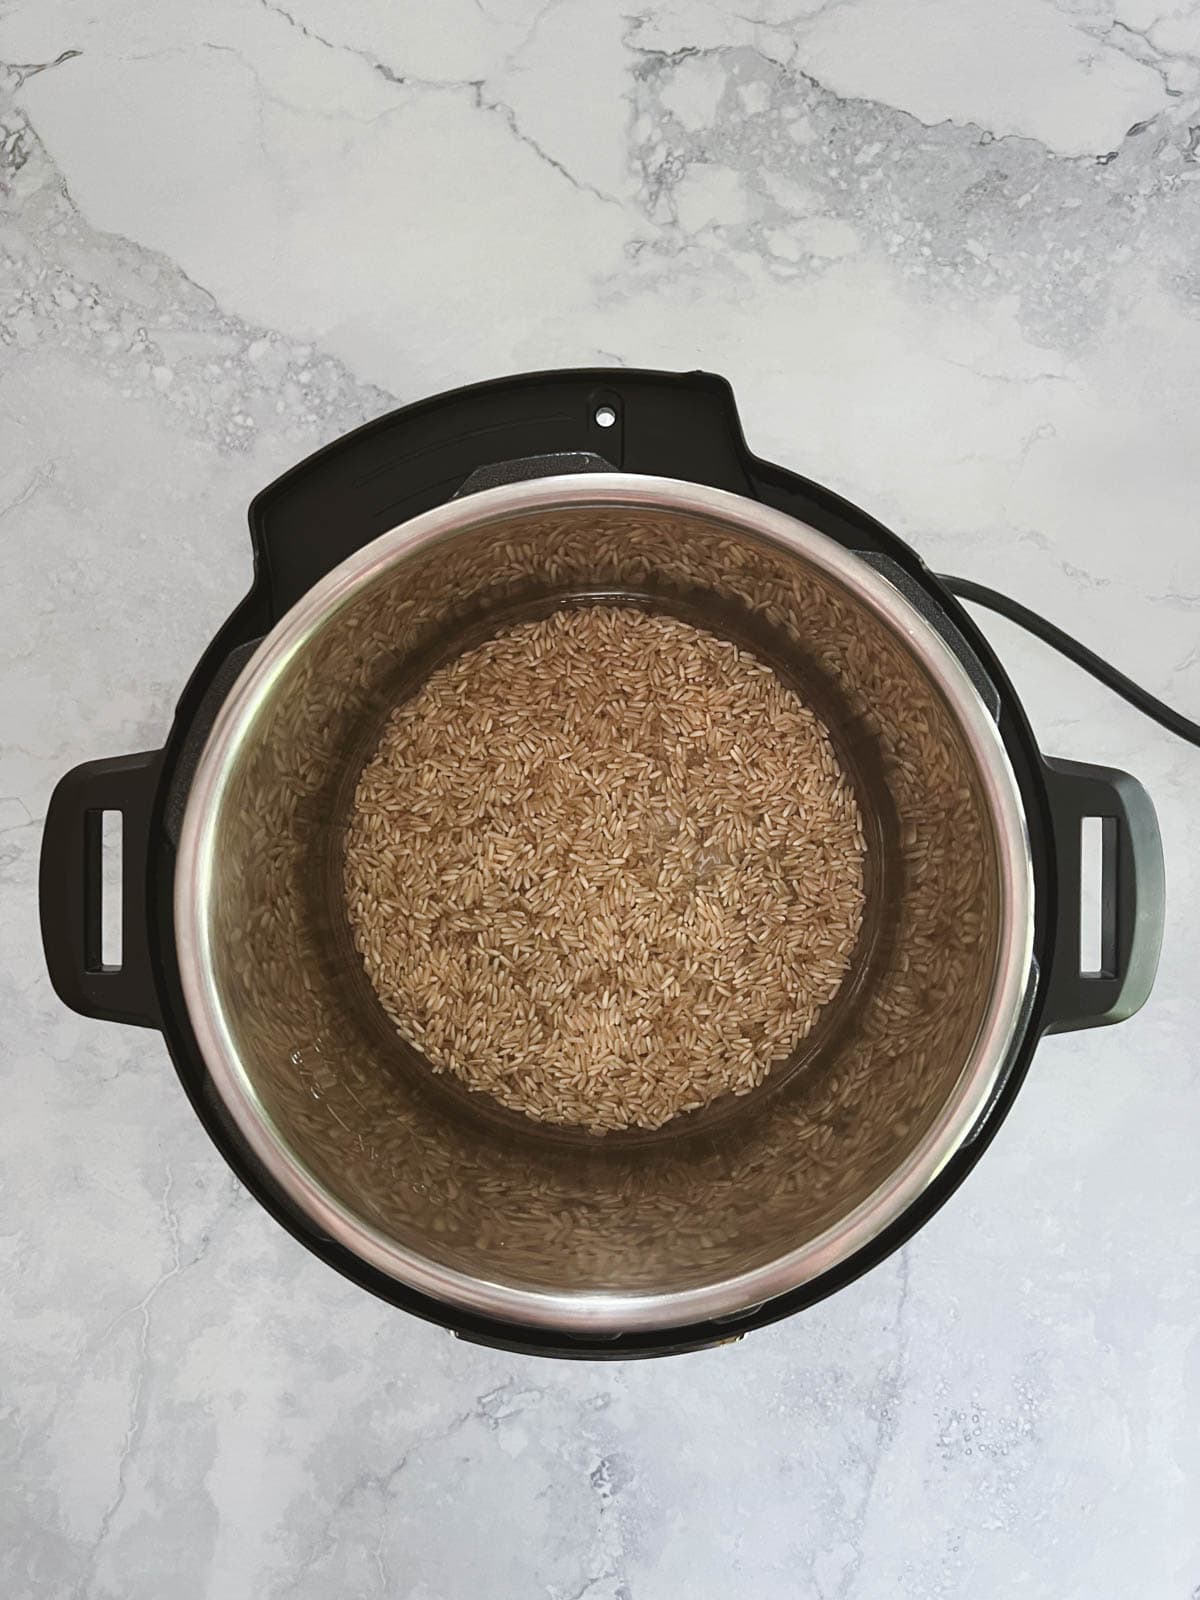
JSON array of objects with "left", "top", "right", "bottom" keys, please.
[{"left": 76, "top": 370, "right": 1066, "bottom": 1357}]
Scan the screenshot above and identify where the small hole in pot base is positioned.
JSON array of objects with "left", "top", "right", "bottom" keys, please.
[{"left": 594, "top": 405, "right": 617, "bottom": 428}]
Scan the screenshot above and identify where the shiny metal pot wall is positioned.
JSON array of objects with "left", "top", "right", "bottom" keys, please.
[{"left": 169, "top": 474, "right": 1038, "bottom": 1335}]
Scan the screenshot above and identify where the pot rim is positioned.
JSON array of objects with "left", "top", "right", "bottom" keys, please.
[{"left": 174, "top": 473, "right": 1035, "bottom": 1334}]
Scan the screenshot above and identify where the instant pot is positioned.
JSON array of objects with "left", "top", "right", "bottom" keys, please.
[{"left": 40, "top": 369, "right": 1164, "bottom": 1357}]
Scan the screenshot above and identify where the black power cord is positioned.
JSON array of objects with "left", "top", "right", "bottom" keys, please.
[{"left": 938, "top": 574, "right": 1200, "bottom": 750}]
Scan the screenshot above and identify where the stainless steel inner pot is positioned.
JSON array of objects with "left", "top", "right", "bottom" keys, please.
[{"left": 174, "top": 474, "right": 1034, "bottom": 1334}]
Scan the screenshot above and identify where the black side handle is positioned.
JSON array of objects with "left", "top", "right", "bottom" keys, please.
[
  {"left": 40, "top": 750, "right": 162, "bottom": 1029},
  {"left": 1040, "top": 757, "right": 1164, "bottom": 1034}
]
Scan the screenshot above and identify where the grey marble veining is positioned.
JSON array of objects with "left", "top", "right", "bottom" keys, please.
[{"left": 2, "top": 3, "right": 1199, "bottom": 1597}]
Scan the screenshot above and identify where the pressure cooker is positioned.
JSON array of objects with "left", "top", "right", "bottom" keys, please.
[{"left": 40, "top": 369, "right": 1164, "bottom": 1357}]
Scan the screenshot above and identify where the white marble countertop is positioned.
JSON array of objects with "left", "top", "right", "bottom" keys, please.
[{"left": 3, "top": 3, "right": 1199, "bottom": 1597}]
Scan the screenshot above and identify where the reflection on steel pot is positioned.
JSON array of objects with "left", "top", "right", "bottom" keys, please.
[{"left": 39, "top": 370, "right": 1164, "bottom": 1358}]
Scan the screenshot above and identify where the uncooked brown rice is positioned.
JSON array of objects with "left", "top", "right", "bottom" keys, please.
[{"left": 343, "top": 606, "right": 866, "bottom": 1132}]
